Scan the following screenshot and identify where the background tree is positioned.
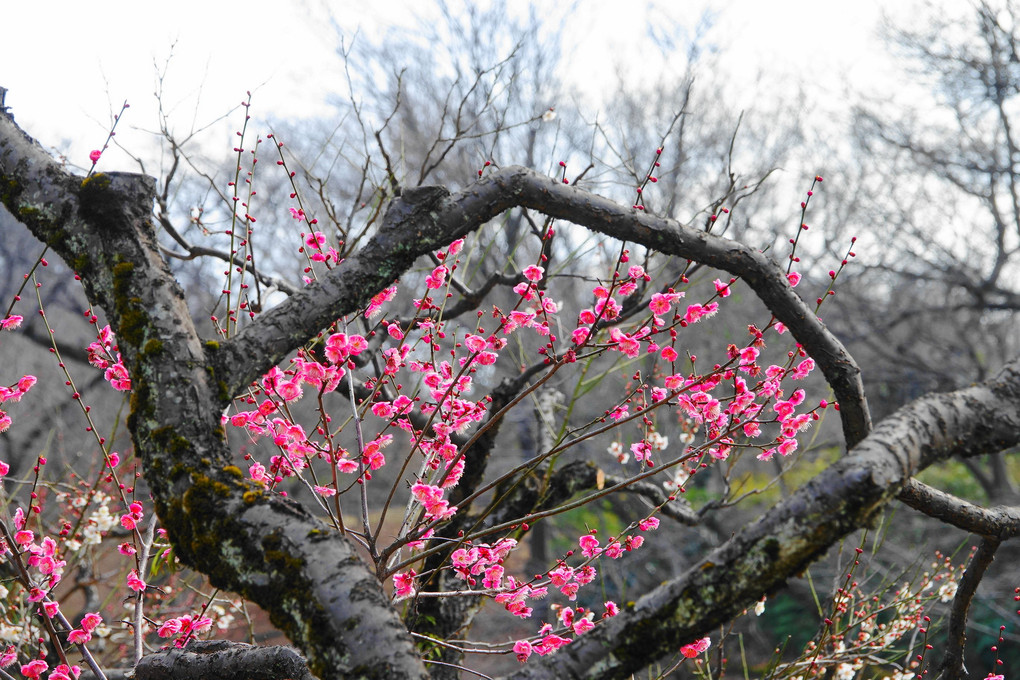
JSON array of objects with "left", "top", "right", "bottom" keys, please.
[{"left": 824, "top": 0, "right": 1020, "bottom": 504}]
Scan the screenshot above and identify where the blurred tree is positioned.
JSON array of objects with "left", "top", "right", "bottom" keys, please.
[{"left": 831, "top": 0, "right": 1020, "bottom": 504}]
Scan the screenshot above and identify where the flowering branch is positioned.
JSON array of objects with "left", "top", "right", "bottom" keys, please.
[{"left": 212, "top": 166, "right": 871, "bottom": 450}]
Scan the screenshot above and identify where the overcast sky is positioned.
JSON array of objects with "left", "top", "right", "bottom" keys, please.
[{"left": 0, "top": 0, "right": 911, "bottom": 173}]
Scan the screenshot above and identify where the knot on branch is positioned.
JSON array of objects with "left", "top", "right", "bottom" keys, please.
[{"left": 78, "top": 171, "right": 157, "bottom": 234}]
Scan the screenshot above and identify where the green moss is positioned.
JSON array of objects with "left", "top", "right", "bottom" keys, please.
[
  {"left": 158, "top": 470, "right": 249, "bottom": 587},
  {"left": 263, "top": 532, "right": 307, "bottom": 572},
  {"left": 1, "top": 177, "right": 22, "bottom": 205},
  {"left": 142, "top": 339, "right": 164, "bottom": 356},
  {"left": 137, "top": 397, "right": 347, "bottom": 678},
  {"left": 17, "top": 204, "right": 43, "bottom": 221},
  {"left": 151, "top": 425, "right": 191, "bottom": 455},
  {"left": 159, "top": 466, "right": 347, "bottom": 678},
  {"left": 150, "top": 425, "right": 174, "bottom": 442},
  {"left": 119, "top": 307, "right": 147, "bottom": 346},
  {"left": 128, "top": 372, "right": 156, "bottom": 435},
  {"left": 204, "top": 340, "right": 220, "bottom": 351},
  {"left": 80, "top": 172, "right": 111, "bottom": 192},
  {"left": 179, "top": 475, "right": 235, "bottom": 556},
  {"left": 111, "top": 262, "right": 148, "bottom": 345},
  {"left": 44, "top": 226, "right": 67, "bottom": 246},
  {"left": 71, "top": 253, "right": 90, "bottom": 274}
]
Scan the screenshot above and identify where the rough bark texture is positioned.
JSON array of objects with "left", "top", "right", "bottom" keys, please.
[
  {"left": 3, "top": 100, "right": 1019, "bottom": 680},
  {"left": 133, "top": 641, "right": 316, "bottom": 680},
  {"left": 899, "top": 479, "right": 1020, "bottom": 538}
]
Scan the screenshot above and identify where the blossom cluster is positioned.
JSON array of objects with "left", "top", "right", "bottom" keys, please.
[
  {"left": 0, "top": 372, "right": 35, "bottom": 432},
  {"left": 157, "top": 613, "right": 214, "bottom": 647},
  {"left": 85, "top": 325, "right": 131, "bottom": 391}
]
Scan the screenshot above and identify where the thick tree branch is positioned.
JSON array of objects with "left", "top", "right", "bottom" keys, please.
[
  {"left": 132, "top": 640, "right": 315, "bottom": 680},
  {"left": 936, "top": 537, "right": 1001, "bottom": 680}
]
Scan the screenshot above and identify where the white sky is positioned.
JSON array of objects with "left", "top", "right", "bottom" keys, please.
[{"left": 0, "top": 1, "right": 907, "bottom": 172}]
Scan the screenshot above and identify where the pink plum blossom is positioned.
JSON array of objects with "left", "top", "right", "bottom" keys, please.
[
  {"left": 393, "top": 569, "right": 417, "bottom": 599},
  {"left": 638, "top": 517, "right": 659, "bottom": 531},
  {"left": 127, "top": 569, "right": 146, "bottom": 592},
  {"left": 425, "top": 265, "right": 448, "bottom": 289},
  {"left": 522, "top": 265, "right": 544, "bottom": 281},
  {"left": 681, "top": 636, "right": 711, "bottom": 658},
  {"left": 1, "top": 315, "right": 23, "bottom": 330},
  {"left": 513, "top": 640, "right": 533, "bottom": 662}
]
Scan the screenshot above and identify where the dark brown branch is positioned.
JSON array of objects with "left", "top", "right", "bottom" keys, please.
[
  {"left": 898, "top": 478, "right": 1020, "bottom": 538},
  {"left": 936, "top": 537, "right": 1002, "bottom": 680}
]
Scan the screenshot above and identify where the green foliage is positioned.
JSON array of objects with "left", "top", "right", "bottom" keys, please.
[{"left": 917, "top": 459, "right": 986, "bottom": 502}]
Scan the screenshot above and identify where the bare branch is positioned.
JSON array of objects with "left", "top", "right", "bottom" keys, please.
[
  {"left": 898, "top": 478, "right": 1020, "bottom": 538},
  {"left": 935, "top": 536, "right": 1002, "bottom": 680}
]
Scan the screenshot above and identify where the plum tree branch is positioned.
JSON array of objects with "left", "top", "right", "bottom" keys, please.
[
  {"left": 898, "top": 478, "right": 1020, "bottom": 538},
  {"left": 132, "top": 640, "right": 316, "bottom": 680},
  {"left": 935, "top": 536, "right": 1001, "bottom": 680}
]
